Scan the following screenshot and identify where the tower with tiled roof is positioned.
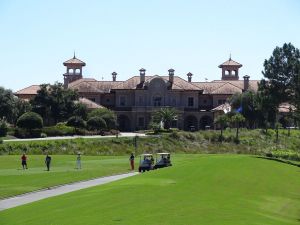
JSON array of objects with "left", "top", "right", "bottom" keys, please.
[
  {"left": 219, "top": 57, "right": 242, "bottom": 81},
  {"left": 63, "top": 53, "right": 86, "bottom": 88}
]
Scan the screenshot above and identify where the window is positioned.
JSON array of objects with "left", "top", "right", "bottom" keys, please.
[
  {"left": 120, "top": 96, "right": 126, "bottom": 106},
  {"left": 188, "top": 97, "right": 194, "bottom": 107},
  {"left": 153, "top": 96, "right": 162, "bottom": 107},
  {"left": 172, "top": 98, "right": 176, "bottom": 106},
  {"left": 138, "top": 117, "right": 145, "bottom": 127},
  {"left": 218, "top": 99, "right": 226, "bottom": 105},
  {"left": 138, "top": 96, "right": 143, "bottom": 106}
]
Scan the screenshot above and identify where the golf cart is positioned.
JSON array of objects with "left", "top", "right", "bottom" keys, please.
[
  {"left": 153, "top": 153, "right": 172, "bottom": 169},
  {"left": 138, "top": 154, "right": 154, "bottom": 172}
]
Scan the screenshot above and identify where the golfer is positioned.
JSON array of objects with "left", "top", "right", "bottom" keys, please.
[
  {"left": 45, "top": 154, "right": 52, "bottom": 171},
  {"left": 129, "top": 153, "right": 135, "bottom": 170},
  {"left": 76, "top": 153, "right": 82, "bottom": 169},
  {"left": 21, "top": 154, "right": 28, "bottom": 170}
]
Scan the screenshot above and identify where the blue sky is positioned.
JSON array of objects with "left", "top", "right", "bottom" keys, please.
[{"left": 0, "top": 0, "right": 300, "bottom": 91}]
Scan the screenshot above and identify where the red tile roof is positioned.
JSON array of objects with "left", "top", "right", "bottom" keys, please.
[
  {"left": 63, "top": 56, "right": 86, "bottom": 66},
  {"left": 14, "top": 85, "right": 40, "bottom": 95},
  {"left": 219, "top": 58, "right": 242, "bottom": 68},
  {"left": 113, "top": 75, "right": 200, "bottom": 91},
  {"left": 77, "top": 98, "right": 104, "bottom": 109}
]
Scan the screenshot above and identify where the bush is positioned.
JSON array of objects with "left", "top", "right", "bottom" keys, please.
[
  {"left": 0, "top": 120, "right": 8, "bottom": 137},
  {"left": 66, "top": 116, "right": 86, "bottom": 129},
  {"left": 42, "top": 125, "right": 75, "bottom": 137},
  {"left": 14, "top": 128, "right": 42, "bottom": 138},
  {"left": 149, "top": 122, "right": 161, "bottom": 134},
  {"left": 17, "top": 112, "right": 43, "bottom": 130},
  {"left": 88, "top": 108, "right": 117, "bottom": 130},
  {"left": 87, "top": 117, "right": 107, "bottom": 131}
]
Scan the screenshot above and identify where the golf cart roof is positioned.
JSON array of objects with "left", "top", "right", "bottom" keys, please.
[
  {"left": 157, "top": 153, "right": 170, "bottom": 155},
  {"left": 141, "top": 153, "right": 153, "bottom": 156}
]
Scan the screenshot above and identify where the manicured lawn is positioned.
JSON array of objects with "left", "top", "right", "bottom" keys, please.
[
  {"left": 0, "top": 155, "right": 135, "bottom": 199},
  {"left": 1, "top": 155, "right": 299, "bottom": 225}
]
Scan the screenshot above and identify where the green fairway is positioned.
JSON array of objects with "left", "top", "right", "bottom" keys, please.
[
  {"left": 0, "top": 155, "right": 135, "bottom": 198},
  {"left": 1, "top": 155, "right": 299, "bottom": 225}
]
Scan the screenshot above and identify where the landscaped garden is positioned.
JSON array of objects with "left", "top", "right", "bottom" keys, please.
[{"left": 1, "top": 155, "right": 299, "bottom": 225}]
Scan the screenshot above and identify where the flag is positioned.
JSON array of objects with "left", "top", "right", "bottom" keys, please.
[{"left": 236, "top": 106, "right": 242, "bottom": 113}]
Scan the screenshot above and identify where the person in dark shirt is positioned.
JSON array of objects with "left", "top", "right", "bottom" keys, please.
[
  {"left": 21, "top": 154, "right": 28, "bottom": 170},
  {"left": 129, "top": 153, "right": 135, "bottom": 170},
  {"left": 45, "top": 154, "right": 52, "bottom": 171}
]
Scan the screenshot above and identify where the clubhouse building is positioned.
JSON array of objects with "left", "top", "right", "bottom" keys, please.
[{"left": 15, "top": 55, "right": 259, "bottom": 131}]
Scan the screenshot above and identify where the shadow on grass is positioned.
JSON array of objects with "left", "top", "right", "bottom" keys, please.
[{"left": 255, "top": 156, "right": 300, "bottom": 168}]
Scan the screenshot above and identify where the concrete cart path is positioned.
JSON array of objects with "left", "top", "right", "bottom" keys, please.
[
  {"left": 4, "top": 132, "right": 146, "bottom": 142},
  {"left": 0, "top": 172, "right": 138, "bottom": 211}
]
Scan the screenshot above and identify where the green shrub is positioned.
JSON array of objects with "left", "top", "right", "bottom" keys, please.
[
  {"left": 87, "top": 117, "right": 107, "bottom": 131},
  {"left": 14, "top": 128, "right": 42, "bottom": 138},
  {"left": 42, "top": 125, "right": 75, "bottom": 137},
  {"left": 0, "top": 120, "right": 8, "bottom": 137},
  {"left": 149, "top": 122, "right": 161, "bottom": 134},
  {"left": 66, "top": 116, "right": 86, "bottom": 129},
  {"left": 88, "top": 108, "right": 117, "bottom": 130},
  {"left": 17, "top": 112, "right": 43, "bottom": 130}
]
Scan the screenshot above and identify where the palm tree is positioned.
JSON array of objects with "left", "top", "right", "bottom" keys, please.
[
  {"left": 214, "top": 114, "right": 228, "bottom": 141},
  {"left": 231, "top": 113, "right": 245, "bottom": 141},
  {"left": 154, "top": 108, "right": 178, "bottom": 130}
]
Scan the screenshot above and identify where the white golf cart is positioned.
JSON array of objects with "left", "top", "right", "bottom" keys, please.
[
  {"left": 138, "top": 153, "right": 154, "bottom": 172},
  {"left": 153, "top": 153, "right": 172, "bottom": 169}
]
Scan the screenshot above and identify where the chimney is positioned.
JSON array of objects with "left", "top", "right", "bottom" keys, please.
[
  {"left": 139, "top": 68, "right": 146, "bottom": 83},
  {"left": 168, "top": 68, "right": 175, "bottom": 83},
  {"left": 243, "top": 75, "right": 250, "bottom": 91},
  {"left": 187, "top": 72, "right": 193, "bottom": 82},
  {"left": 112, "top": 72, "right": 117, "bottom": 82}
]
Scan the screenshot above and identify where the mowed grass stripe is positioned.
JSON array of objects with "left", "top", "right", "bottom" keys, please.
[
  {"left": 0, "top": 155, "right": 134, "bottom": 198},
  {"left": 1, "top": 155, "right": 299, "bottom": 225}
]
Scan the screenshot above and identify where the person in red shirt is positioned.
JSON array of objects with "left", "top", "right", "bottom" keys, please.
[
  {"left": 129, "top": 153, "right": 135, "bottom": 170},
  {"left": 21, "top": 154, "right": 28, "bottom": 170}
]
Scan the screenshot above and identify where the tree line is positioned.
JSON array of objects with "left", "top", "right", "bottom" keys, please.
[{"left": 0, "top": 82, "right": 117, "bottom": 138}]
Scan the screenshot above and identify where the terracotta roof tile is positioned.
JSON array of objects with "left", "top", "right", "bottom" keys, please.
[
  {"left": 113, "top": 75, "right": 200, "bottom": 90},
  {"left": 69, "top": 80, "right": 123, "bottom": 93},
  {"left": 219, "top": 59, "right": 242, "bottom": 68},
  {"left": 212, "top": 80, "right": 259, "bottom": 92},
  {"left": 211, "top": 82, "right": 242, "bottom": 94},
  {"left": 14, "top": 85, "right": 40, "bottom": 95},
  {"left": 193, "top": 82, "right": 225, "bottom": 94},
  {"left": 77, "top": 98, "right": 104, "bottom": 109},
  {"left": 63, "top": 57, "right": 86, "bottom": 66}
]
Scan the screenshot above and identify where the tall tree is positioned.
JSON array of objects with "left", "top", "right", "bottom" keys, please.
[
  {"left": 0, "top": 87, "right": 31, "bottom": 124},
  {"left": 261, "top": 43, "right": 300, "bottom": 108},
  {"left": 0, "top": 87, "right": 16, "bottom": 123},
  {"left": 31, "top": 83, "right": 79, "bottom": 125},
  {"left": 230, "top": 91, "right": 258, "bottom": 128}
]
